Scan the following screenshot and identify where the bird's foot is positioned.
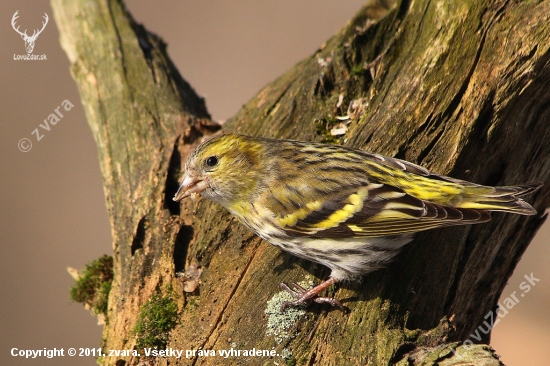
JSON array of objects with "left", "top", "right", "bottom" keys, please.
[{"left": 279, "top": 278, "right": 345, "bottom": 312}]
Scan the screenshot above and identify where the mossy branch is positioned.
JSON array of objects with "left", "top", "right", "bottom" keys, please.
[{"left": 52, "top": 0, "right": 550, "bottom": 365}]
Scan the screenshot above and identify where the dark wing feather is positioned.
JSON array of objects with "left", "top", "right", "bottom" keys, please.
[
  {"left": 261, "top": 139, "right": 496, "bottom": 239},
  {"left": 277, "top": 182, "right": 490, "bottom": 239}
]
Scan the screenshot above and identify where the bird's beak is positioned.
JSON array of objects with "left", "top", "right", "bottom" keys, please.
[{"left": 173, "top": 175, "right": 208, "bottom": 202}]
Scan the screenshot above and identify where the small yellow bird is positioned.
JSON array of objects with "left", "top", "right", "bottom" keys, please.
[{"left": 173, "top": 134, "right": 541, "bottom": 310}]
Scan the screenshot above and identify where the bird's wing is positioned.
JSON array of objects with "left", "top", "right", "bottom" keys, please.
[
  {"left": 269, "top": 181, "right": 490, "bottom": 239},
  {"left": 263, "top": 147, "right": 493, "bottom": 238}
]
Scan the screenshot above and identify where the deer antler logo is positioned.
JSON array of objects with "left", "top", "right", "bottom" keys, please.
[{"left": 12, "top": 11, "right": 49, "bottom": 54}]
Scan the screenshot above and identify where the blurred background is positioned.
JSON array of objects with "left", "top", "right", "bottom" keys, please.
[{"left": 0, "top": 1, "right": 548, "bottom": 365}]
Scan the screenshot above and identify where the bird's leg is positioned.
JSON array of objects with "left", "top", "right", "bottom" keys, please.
[{"left": 280, "top": 277, "right": 344, "bottom": 311}]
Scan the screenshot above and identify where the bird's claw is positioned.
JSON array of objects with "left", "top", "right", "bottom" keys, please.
[{"left": 279, "top": 282, "right": 345, "bottom": 312}]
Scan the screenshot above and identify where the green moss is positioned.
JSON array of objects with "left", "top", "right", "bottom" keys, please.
[
  {"left": 314, "top": 117, "right": 342, "bottom": 144},
  {"left": 351, "top": 64, "right": 365, "bottom": 76},
  {"left": 185, "top": 296, "right": 199, "bottom": 312},
  {"left": 403, "top": 328, "right": 422, "bottom": 341},
  {"left": 415, "top": 317, "right": 452, "bottom": 346},
  {"left": 69, "top": 255, "right": 113, "bottom": 316},
  {"left": 286, "top": 355, "right": 297, "bottom": 366},
  {"left": 132, "top": 291, "right": 178, "bottom": 350},
  {"left": 95, "top": 356, "right": 105, "bottom": 365}
]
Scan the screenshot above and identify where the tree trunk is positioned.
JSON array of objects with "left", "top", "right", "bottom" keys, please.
[{"left": 51, "top": 0, "right": 550, "bottom": 365}]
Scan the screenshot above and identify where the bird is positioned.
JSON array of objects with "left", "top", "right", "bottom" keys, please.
[{"left": 173, "top": 133, "right": 541, "bottom": 310}]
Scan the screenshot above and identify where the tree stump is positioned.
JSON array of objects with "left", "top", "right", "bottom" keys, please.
[{"left": 51, "top": 0, "right": 550, "bottom": 364}]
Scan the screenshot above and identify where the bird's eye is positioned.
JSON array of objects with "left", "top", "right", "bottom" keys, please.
[{"left": 206, "top": 156, "right": 219, "bottom": 167}]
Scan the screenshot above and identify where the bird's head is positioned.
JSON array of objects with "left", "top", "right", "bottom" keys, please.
[{"left": 173, "top": 134, "right": 267, "bottom": 208}]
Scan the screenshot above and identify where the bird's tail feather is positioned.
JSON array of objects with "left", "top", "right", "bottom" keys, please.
[
  {"left": 459, "top": 181, "right": 542, "bottom": 215},
  {"left": 493, "top": 182, "right": 543, "bottom": 197}
]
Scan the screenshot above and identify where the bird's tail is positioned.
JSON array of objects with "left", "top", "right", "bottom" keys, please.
[{"left": 457, "top": 181, "right": 543, "bottom": 215}]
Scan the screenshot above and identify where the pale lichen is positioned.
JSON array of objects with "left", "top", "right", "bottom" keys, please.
[{"left": 264, "top": 281, "right": 313, "bottom": 344}]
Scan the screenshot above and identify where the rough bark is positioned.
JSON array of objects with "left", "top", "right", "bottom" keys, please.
[{"left": 51, "top": 0, "right": 550, "bottom": 365}]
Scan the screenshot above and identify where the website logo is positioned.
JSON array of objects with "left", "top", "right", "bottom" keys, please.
[{"left": 12, "top": 11, "right": 48, "bottom": 61}]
